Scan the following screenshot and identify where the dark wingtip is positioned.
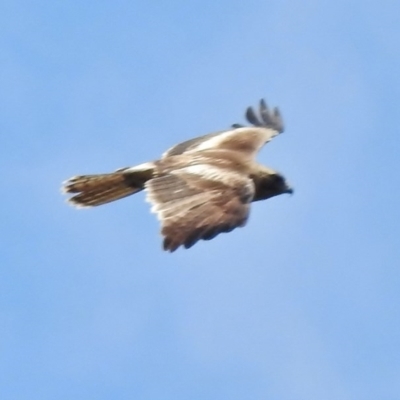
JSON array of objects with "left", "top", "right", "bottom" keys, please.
[
  {"left": 239, "top": 98, "right": 284, "bottom": 133},
  {"left": 163, "top": 237, "right": 179, "bottom": 252},
  {"left": 245, "top": 106, "right": 262, "bottom": 127},
  {"left": 259, "top": 98, "right": 269, "bottom": 116},
  {"left": 272, "top": 106, "right": 284, "bottom": 133}
]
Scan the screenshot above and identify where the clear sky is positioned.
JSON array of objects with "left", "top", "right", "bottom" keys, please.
[{"left": 1, "top": 1, "right": 399, "bottom": 399}]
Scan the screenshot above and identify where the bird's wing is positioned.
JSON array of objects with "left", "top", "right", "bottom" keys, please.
[
  {"left": 145, "top": 164, "right": 254, "bottom": 252},
  {"left": 162, "top": 131, "right": 224, "bottom": 158},
  {"left": 162, "top": 99, "right": 283, "bottom": 160}
]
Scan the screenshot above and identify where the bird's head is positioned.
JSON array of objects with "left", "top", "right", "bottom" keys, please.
[{"left": 251, "top": 168, "right": 293, "bottom": 202}]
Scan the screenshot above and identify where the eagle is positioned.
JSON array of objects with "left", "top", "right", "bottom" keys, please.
[{"left": 62, "top": 99, "right": 292, "bottom": 252}]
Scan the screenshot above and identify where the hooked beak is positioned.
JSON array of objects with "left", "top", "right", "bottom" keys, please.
[{"left": 286, "top": 186, "right": 294, "bottom": 195}]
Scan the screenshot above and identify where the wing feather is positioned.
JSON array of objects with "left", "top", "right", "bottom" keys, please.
[
  {"left": 145, "top": 165, "right": 254, "bottom": 251},
  {"left": 246, "top": 106, "right": 262, "bottom": 126},
  {"left": 162, "top": 99, "right": 284, "bottom": 159},
  {"left": 162, "top": 132, "right": 223, "bottom": 158}
]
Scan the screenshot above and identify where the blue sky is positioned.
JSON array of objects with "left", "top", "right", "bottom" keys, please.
[{"left": 1, "top": 1, "right": 400, "bottom": 399}]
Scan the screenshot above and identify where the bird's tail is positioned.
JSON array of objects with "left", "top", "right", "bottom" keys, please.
[{"left": 62, "top": 162, "right": 155, "bottom": 207}]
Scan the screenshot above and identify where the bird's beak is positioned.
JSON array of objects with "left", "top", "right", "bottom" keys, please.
[{"left": 286, "top": 186, "right": 294, "bottom": 195}]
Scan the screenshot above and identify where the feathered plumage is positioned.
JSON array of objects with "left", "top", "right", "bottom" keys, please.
[{"left": 62, "top": 99, "right": 292, "bottom": 251}]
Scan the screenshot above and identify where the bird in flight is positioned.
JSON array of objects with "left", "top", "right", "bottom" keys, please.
[{"left": 62, "top": 99, "right": 292, "bottom": 252}]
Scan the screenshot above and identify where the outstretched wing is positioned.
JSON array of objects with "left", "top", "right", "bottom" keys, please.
[
  {"left": 145, "top": 165, "right": 254, "bottom": 252},
  {"left": 162, "top": 99, "right": 283, "bottom": 160}
]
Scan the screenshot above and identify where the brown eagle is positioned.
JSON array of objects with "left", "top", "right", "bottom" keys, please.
[{"left": 62, "top": 99, "right": 292, "bottom": 252}]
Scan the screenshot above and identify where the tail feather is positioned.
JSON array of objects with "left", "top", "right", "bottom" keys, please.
[
  {"left": 62, "top": 173, "right": 138, "bottom": 207},
  {"left": 63, "top": 163, "right": 155, "bottom": 207}
]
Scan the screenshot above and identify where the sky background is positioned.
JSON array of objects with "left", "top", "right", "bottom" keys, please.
[{"left": 1, "top": 1, "right": 400, "bottom": 399}]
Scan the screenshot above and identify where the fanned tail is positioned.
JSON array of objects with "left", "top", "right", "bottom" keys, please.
[{"left": 62, "top": 163, "right": 155, "bottom": 207}]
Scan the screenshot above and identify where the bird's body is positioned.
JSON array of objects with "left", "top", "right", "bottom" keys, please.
[{"left": 62, "top": 99, "right": 292, "bottom": 251}]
